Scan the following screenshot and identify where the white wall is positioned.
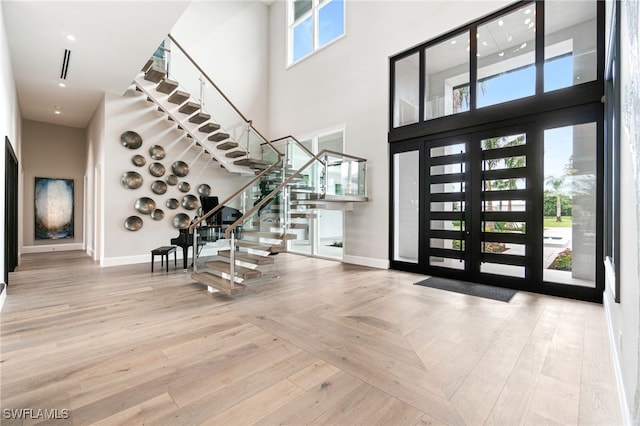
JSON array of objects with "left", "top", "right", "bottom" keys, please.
[
  {"left": 268, "top": 0, "right": 509, "bottom": 266},
  {"left": 100, "top": 92, "right": 251, "bottom": 266},
  {"left": 1, "top": 0, "right": 22, "bottom": 306},
  {"left": 604, "top": 0, "right": 640, "bottom": 423},
  {"left": 171, "top": 1, "right": 271, "bottom": 135}
]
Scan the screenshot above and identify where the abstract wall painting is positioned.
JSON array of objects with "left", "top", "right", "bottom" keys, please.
[{"left": 34, "top": 177, "right": 74, "bottom": 240}]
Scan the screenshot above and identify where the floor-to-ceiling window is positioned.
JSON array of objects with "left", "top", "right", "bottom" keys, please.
[{"left": 389, "top": 1, "right": 604, "bottom": 302}]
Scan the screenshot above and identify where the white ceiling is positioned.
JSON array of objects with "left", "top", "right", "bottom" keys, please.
[{"left": 2, "top": 1, "right": 191, "bottom": 128}]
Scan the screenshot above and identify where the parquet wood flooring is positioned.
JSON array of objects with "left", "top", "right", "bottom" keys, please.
[{"left": 0, "top": 251, "right": 621, "bottom": 425}]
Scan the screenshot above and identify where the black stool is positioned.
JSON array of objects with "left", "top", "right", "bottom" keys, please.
[{"left": 151, "top": 246, "right": 177, "bottom": 272}]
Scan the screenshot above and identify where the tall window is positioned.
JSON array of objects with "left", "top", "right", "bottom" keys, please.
[{"left": 289, "top": 0, "right": 345, "bottom": 64}]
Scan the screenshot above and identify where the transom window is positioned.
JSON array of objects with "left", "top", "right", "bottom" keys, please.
[
  {"left": 391, "top": 1, "right": 598, "bottom": 129},
  {"left": 289, "top": 0, "right": 345, "bottom": 64}
]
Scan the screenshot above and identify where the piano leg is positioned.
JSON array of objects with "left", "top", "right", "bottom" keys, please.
[{"left": 181, "top": 245, "right": 189, "bottom": 270}]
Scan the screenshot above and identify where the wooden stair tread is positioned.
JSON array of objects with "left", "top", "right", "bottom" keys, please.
[
  {"left": 179, "top": 102, "right": 200, "bottom": 115},
  {"left": 225, "top": 150, "right": 246, "bottom": 158},
  {"left": 217, "top": 250, "right": 274, "bottom": 265},
  {"left": 243, "top": 231, "right": 297, "bottom": 240},
  {"left": 199, "top": 123, "right": 221, "bottom": 133},
  {"left": 157, "top": 79, "right": 179, "bottom": 94},
  {"left": 217, "top": 141, "right": 238, "bottom": 150},
  {"left": 235, "top": 158, "right": 271, "bottom": 168},
  {"left": 209, "top": 133, "right": 230, "bottom": 142},
  {"left": 168, "top": 90, "right": 190, "bottom": 104},
  {"left": 204, "top": 260, "right": 262, "bottom": 279},
  {"left": 192, "top": 272, "right": 246, "bottom": 295},
  {"left": 235, "top": 240, "right": 286, "bottom": 253},
  {"left": 189, "top": 112, "right": 211, "bottom": 124},
  {"left": 144, "top": 67, "right": 165, "bottom": 83}
]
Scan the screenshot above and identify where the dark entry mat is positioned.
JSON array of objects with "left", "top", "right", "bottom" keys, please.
[{"left": 414, "top": 276, "right": 517, "bottom": 302}]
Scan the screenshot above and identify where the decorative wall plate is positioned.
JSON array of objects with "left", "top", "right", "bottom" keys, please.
[
  {"left": 121, "top": 131, "right": 142, "bottom": 149},
  {"left": 151, "top": 180, "right": 168, "bottom": 195},
  {"left": 166, "top": 198, "right": 179, "bottom": 209},
  {"left": 151, "top": 209, "right": 165, "bottom": 220},
  {"left": 134, "top": 197, "right": 156, "bottom": 214},
  {"left": 165, "top": 174, "right": 178, "bottom": 186},
  {"left": 172, "top": 160, "right": 189, "bottom": 177},
  {"left": 121, "top": 171, "right": 143, "bottom": 189},
  {"left": 173, "top": 213, "right": 190, "bottom": 229},
  {"left": 198, "top": 183, "right": 211, "bottom": 196},
  {"left": 149, "top": 162, "right": 166, "bottom": 177},
  {"left": 178, "top": 182, "right": 191, "bottom": 193},
  {"left": 124, "top": 216, "right": 143, "bottom": 231},
  {"left": 149, "top": 145, "right": 166, "bottom": 160},
  {"left": 131, "top": 155, "right": 146, "bottom": 167},
  {"left": 181, "top": 194, "right": 198, "bottom": 210}
]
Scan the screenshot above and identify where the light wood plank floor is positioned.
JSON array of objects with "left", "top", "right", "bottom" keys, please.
[{"left": 1, "top": 251, "right": 621, "bottom": 425}]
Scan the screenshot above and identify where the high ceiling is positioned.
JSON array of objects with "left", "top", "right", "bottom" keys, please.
[{"left": 2, "top": 1, "right": 191, "bottom": 128}]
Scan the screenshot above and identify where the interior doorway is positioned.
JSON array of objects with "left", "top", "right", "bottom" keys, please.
[{"left": 5, "top": 137, "right": 19, "bottom": 285}]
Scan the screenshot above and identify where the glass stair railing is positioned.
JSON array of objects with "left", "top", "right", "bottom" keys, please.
[
  {"left": 134, "top": 35, "right": 368, "bottom": 295},
  {"left": 190, "top": 137, "right": 368, "bottom": 295},
  {"left": 135, "top": 35, "right": 278, "bottom": 174}
]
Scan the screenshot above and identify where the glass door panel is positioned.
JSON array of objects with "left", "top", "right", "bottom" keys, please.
[
  {"left": 479, "top": 132, "right": 530, "bottom": 279},
  {"left": 393, "top": 150, "right": 420, "bottom": 263},
  {"left": 426, "top": 140, "right": 467, "bottom": 272},
  {"left": 542, "top": 123, "right": 597, "bottom": 287}
]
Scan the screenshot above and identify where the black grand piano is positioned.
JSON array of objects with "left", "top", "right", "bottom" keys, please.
[{"left": 171, "top": 199, "right": 242, "bottom": 269}]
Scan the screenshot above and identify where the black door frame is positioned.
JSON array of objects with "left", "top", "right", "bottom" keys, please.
[
  {"left": 5, "top": 136, "right": 19, "bottom": 286},
  {"left": 390, "top": 104, "right": 604, "bottom": 302}
]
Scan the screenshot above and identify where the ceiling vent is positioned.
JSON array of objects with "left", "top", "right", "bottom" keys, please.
[{"left": 60, "top": 49, "right": 71, "bottom": 79}]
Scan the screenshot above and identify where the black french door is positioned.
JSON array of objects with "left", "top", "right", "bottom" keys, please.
[{"left": 425, "top": 126, "right": 533, "bottom": 287}]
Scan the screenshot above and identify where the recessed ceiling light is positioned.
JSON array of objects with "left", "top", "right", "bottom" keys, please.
[
  {"left": 498, "top": 19, "right": 504, "bottom": 26},
  {"left": 54, "top": 110, "right": 61, "bottom": 115},
  {"left": 451, "top": 40, "right": 457, "bottom": 45},
  {"left": 525, "top": 18, "right": 531, "bottom": 25},
  {"left": 521, "top": 42, "right": 527, "bottom": 49},
  {"left": 498, "top": 52, "right": 505, "bottom": 57},
  {"left": 58, "top": 82, "right": 66, "bottom": 88},
  {"left": 524, "top": 8, "right": 531, "bottom": 14},
  {"left": 66, "top": 34, "right": 76, "bottom": 42}
]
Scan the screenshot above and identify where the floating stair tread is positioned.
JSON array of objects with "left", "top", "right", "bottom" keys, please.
[
  {"left": 216, "top": 141, "right": 238, "bottom": 150},
  {"left": 157, "top": 79, "right": 179, "bottom": 94},
  {"left": 226, "top": 150, "right": 247, "bottom": 158},
  {"left": 192, "top": 272, "right": 246, "bottom": 295},
  {"left": 217, "top": 250, "right": 274, "bottom": 265},
  {"left": 168, "top": 90, "right": 190, "bottom": 104},
  {"left": 189, "top": 112, "right": 211, "bottom": 124},
  {"left": 179, "top": 102, "right": 200, "bottom": 115},
  {"left": 199, "top": 123, "right": 221, "bottom": 133},
  {"left": 204, "top": 260, "right": 262, "bottom": 279},
  {"left": 235, "top": 240, "right": 286, "bottom": 253},
  {"left": 144, "top": 67, "right": 165, "bottom": 83},
  {"left": 243, "top": 231, "right": 297, "bottom": 240},
  {"left": 209, "top": 132, "right": 231, "bottom": 142},
  {"left": 142, "top": 59, "right": 154, "bottom": 72},
  {"left": 235, "top": 158, "right": 271, "bottom": 168}
]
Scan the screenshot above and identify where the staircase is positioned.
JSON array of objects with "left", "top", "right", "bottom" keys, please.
[{"left": 134, "top": 35, "right": 368, "bottom": 296}]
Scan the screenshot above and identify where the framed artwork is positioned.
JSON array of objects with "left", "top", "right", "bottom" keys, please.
[{"left": 34, "top": 177, "right": 74, "bottom": 240}]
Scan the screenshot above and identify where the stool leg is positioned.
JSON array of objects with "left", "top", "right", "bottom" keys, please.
[
  {"left": 151, "top": 253, "right": 154, "bottom": 272},
  {"left": 165, "top": 254, "right": 169, "bottom": 273}
]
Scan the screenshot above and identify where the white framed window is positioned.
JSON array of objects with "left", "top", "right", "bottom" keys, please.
[{"left": 289, "top": 0, "right": 345, "bottom": 65}]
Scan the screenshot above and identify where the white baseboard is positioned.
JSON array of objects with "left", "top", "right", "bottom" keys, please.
[
  {"left": 0, "top": 284, "right": 6, "bottom": 312},
  {"left": 101, "top": 250, "right": 195, "bottom": 268},
  {"left": 86, "top": 247, "right": 95, "bottom": 259},
  {"left": 603, "top": 291, "right": 632, "bottom": 426},
  {"left": 101, "top": 254, "right": 153, "bottom": 267},
  {"left": 343, "top": 255, "right": 389, "bottom": 269},
  {"left": 22, "top": 243, "right": 84, "bottom": 253}
]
